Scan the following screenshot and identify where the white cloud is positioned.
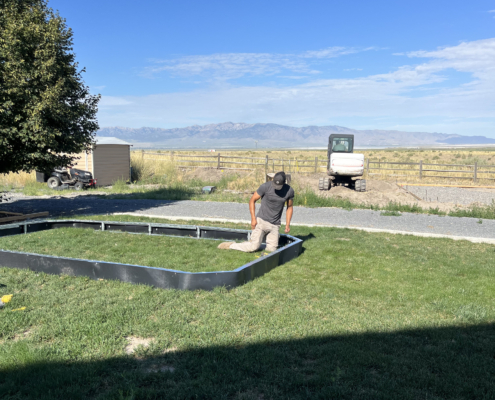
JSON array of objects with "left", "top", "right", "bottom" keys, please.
[
  {"left": 100, "top": 38, "right": 495, "bottom": 137},
  {"left": 145, "top": 52, "right": 308, "bottom": 79},
  {"left": 301, "top": 46, "right": 370, "bottom": 58},
  {"left": 99, "top": 96, "right": 133, "bottom": 106},
  {"left": 279, "top": 76, "right": 310, "bottom": 79},
  {"left": 143, "top": 47, "right": 377, "bottom": 80},
  {"left": 405, "top": 39, "right": 495, "bottom": 78}
]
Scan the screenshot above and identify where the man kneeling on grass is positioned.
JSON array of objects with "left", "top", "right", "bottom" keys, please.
[{"left": 218, "top": 171, "right": 294, "bottom": 253}]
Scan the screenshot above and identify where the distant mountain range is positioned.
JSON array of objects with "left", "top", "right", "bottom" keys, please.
[{"left": 97, "top": 122, "right": 495, "bottom": 148}]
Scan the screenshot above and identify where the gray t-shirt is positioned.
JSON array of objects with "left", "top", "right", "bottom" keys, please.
[{"left": 256, "top": 182, "right": 295, "bottom": 225}]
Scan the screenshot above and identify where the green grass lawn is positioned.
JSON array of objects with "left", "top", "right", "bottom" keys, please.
[
  {"left": 1, "top": 215, "right": 495, "bottom": 399},
  {"left": 0, "top": 228, "right": 261, "bottom": 273}
]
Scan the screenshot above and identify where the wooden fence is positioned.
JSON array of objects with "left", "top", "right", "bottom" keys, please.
[
  {"left": 140, "top": 151, "right": 329, "bottom": 174},
  {"left": 367, "top": 160, "right": 495, "bottom": 183},
  {"left": 138, "top": 151, "right": 495, "bottom": 183}
]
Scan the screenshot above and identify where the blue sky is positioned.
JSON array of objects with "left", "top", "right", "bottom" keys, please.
[{"left": 50, "top": 0, "right": 495, "bottom": 137}]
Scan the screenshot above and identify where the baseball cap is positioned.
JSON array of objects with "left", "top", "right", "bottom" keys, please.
[{"left": 272, "top": 171, "right": 286, "bottom": 190}]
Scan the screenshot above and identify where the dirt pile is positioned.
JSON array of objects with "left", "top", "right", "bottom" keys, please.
[{"left": 293, "top": 175, "right": 469, "bottom": 212}]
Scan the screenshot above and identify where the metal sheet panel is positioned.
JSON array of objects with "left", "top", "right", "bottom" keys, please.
[
  {"left": 200, "top": 229, "right": 248, "bottom": 241},
  {"left": 0, "top": 225, "right": 24, "bottom": 237},
  {"left": 51, "top": 221, "right": 102, "bottom": 230},
  {"left": 152, "top": 226, "right": 197, "bottom": 237},
  {"left": 105, "top": 223, "right": 149, "bottom": 234}
]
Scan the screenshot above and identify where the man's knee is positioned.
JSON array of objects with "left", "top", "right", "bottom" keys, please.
[
  {"left": 265, "top": 244, "right": 278, "bottom": 252},
  {"left": 246, "top": 242, "right": 261, "bottom": 252}
]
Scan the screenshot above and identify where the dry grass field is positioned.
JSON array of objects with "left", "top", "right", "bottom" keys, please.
[
  {"left": 138, "top": 147, "right": 495, "bottom": 186},
  {"left": 2, "top": 147, "right": 495, "bottom": 189},
  {"left": 0, "top": 170, "right": 36, "bottom": 189},
  {"left": 140, "top": 147, "right": 495, "bottom": 165}
]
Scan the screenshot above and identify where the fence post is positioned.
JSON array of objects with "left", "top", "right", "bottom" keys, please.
[
  {"left": 419, "top": 160, "right": 423, "bottom": 180},
  {"left": 366, "top": 158, "right": 370, "bottom": 177},
  {"left": 265, "top": 155, "right": 268, "bottom": 176},
  {"left": 474, "top": 162, "right": 478, "bottom": 183},
  {"left": 217, "top": 153, "right": 221, "bottom": 169},
  {"left": 289, "top": 159, "right": 291, "bottom": 173},
  {"left": 315, "top": 157, "right": 318, "bottom": 174}
]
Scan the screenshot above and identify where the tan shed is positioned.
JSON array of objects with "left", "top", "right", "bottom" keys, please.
[{"left": 71, "top": 137, "right": 131, "bottom": 186}]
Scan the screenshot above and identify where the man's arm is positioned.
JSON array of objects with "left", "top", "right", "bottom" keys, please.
[
  {"left": 285, "top": 199, "right": 293, "bottom": 233},
  {"left": 249, "top": 192, "right": 261, "bottom": 230}
]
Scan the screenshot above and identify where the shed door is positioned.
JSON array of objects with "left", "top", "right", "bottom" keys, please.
[{"left": 92, "top": 145, "right": 130, "bottom": 186}]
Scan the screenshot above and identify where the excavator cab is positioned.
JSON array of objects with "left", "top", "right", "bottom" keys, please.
[{"left": 328, "top": 134, "right": 354, "bottom": 155}]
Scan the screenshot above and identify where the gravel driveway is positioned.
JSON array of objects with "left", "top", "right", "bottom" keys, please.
[
  {"left": 1, "top": 196, "right": 494, "bottom": 241},
  {"left": 405, "top": 185, "right": 495, "bottom": 206}
]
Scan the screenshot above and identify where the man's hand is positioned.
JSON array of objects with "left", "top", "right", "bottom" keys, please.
[
  {"left": 251, "top": 218, "right": 257, "bottom": 230},
  {"left": 284, "top": 225, "right": 291, "bottom": 233}
]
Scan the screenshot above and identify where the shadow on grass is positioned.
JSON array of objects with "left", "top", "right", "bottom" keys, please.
[
  {"left": 294, "top": 233, "right": 316, "bottom": 255},
  {"left": 0, "top": 187, "right": 199, "bottom": 218},
  {"left": 295, "top": 232, "right": 316, "bottom": 242},
  {"left": 106, "top": 186, "right": 201, "bottom": 201},
  {"left": 1, "top": 324, "right": 494, "bottom": 399}
]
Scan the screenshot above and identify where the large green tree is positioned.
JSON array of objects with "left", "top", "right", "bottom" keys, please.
[{"left": 0, "top": 0, "right": 100, "bottom": 174}]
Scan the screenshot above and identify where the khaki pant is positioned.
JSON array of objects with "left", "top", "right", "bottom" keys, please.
[{"left": 230, "top": 217, "right": 280, "bottom": 253}]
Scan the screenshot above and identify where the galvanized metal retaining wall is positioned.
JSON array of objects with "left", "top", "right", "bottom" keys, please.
[{"left": 0, "top": 220, "right": 303, "bottom": 290}]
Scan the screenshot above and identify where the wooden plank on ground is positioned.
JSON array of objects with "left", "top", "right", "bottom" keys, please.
[
  {"left": 0, "top": 212, "right": 24, "bottom": 216},
  {"left": 0, "top": 212, "right": 49, "bottom": 224}
]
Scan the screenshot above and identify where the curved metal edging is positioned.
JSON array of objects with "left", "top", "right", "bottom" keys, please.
[{"left": 0, "top": 219, "right": 302, "bottom": 290}]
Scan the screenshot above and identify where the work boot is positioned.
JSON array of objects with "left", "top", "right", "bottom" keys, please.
[{"left": 217, "top": 242, "right": 234, "bottom": 250}]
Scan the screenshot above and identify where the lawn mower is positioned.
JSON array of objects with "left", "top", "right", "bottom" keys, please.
[{"left": 46, "top": 167, "right": 96, "bottom": 191}]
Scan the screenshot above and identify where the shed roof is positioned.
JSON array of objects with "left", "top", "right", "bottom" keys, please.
[{"left": 94, "top": 137, "right": 132, "bottom": 146}]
